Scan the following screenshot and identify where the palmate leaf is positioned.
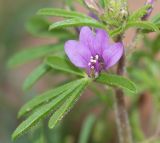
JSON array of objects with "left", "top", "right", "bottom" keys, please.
[
  {"left": 37, "top": 8, "right": 88, "bottom": 19},
  {"left": 26, "top": 16, "right": 75, "bottom": 38},
  {"left": 23, "top": 64, "right": 50, "bottom": 91},
  {"left": 129, "top": 5, "right": 151, "bottom": 21},
  {"left": 45, "top": 56, "right": 85, "bottom": 76},
  {"left": 48, "top": 79, "right": 89, "bottom": 128},
  {"left": 126, "top": 21, "right": 159, "bottom": 32},
  {"left": 12, "top": 78, "right": 89, "bottom": 140},
  {"left": 8, "top": 44, "right": 63, "bottom": 68},
  {"left": 96, "top": 73, "right": 137, "bottom": 93},
  {"left": 18, "top": 79, "right": 85, "bottom": 118},
  {"left": 49, "top": 18, "right": 106, "bottom": 30}
]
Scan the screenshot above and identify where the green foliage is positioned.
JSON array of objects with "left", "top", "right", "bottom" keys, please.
[
  {"left": 129, "top": 5, "right": 151, "bottom": 21},
  {"left": 8, "top": 44, "right": 63, "bottom": 68},
  {"left": 147, "top": 35, "right": 160, "bottom": 54},
  {"left": 152, "top": 13, "right": 160, "bottom": 28},
  {"left": 129, "top": 62, "right": 160, "bottom": 93},
  {"left": 37, "top": 8, "right": 88, "bottom": 19},
  {"left": 78, "top": 115, "right": 96, "bottom": 143},
  {"left": 45, "top": 56, "right": 85, "bottom": 76},
  {"left": 48, "top": 81, "right": 88, "bottom": 129},
  {"left": 37, "top": 6, "right": 106, "bottom": 32},
  {"left": 110, "top": 27, "right": 123, "bottom": 37},
  {"left": 49, "top": 18, "right": 106, "bottom": 30},
  {"left": 23, "top": 64, "right": 50, "bottom": 91},
  {"left": 96, "top": 73, "right": 137, "bottom": 93},
  {"left": 26, "top": 16, "right": 75, "bottom": 39},
  {"left": 130, "top": 110, "right": 145, "bottom": 141},
  {"left": 18, "top": 79, "right": 85, "bottom": 118},
  {"left": 10, "top": 1, "right": 160, "bottom": 142},
  {"left": 126, "top": 21, "right": 159, "bottom": 32},
  {"left": 12, "top": 78, "right": 89, "bottom": 140},
  {"left": 152, "top": 13, "right": 160, "bottom": 24}
]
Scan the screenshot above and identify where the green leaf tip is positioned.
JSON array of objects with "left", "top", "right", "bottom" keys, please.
[
  {"left": 12, "top": 78, "right": 89, "bottom": 140},
  {"left": 96, "top": 73, "right": 137, "bottom": 93},
  {"left": 48, "top": 80, "right": 89, "bottom": 129},
  {"left": 49, "top": 18, "right": 106, "bottom": 31},
  {"left": 37, "top": 8, "right": 87, "bottom": 19},
  {"left": 23, "top": 64, "right": 50, "bottom": 91},
  {"left": 7, "top": 44, "right": 63, "bottom": 68},
  {"left": 18, "top": 79, "right": 87, "bottom": 118}
]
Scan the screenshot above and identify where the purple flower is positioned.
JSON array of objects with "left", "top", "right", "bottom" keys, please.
[
  {"left": 64, "top": 27, "right": 123, "bottom": 78},
  {"left": 142, "top": 0, "right": 154, "bottom": 20}
]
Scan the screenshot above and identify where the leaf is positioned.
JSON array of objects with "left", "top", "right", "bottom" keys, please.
[
  {"left": 23, "top": 64, "right": 50, "bottom": 91},
  {"left": 78, "top": 115, "right": 96, "bottom": 143},
  {"left": 96, "top": 73, "right": 137, "bottom": 93},
  {"left": 126, "top": 21, "right": 159, "bottom": 32},
  {"left": 8, "top": 44, "right": 63, "bottom": 68},
  {"left": 110, "top": 27, "right": 123, "bottom": 37},
  {"left": 129, "top": 68, "right": 157, "bottom": 90},
  {"left": 129, "top": 5, "right": 151, "bottom": 21},
  {"left": 45, "top": 56, "right": 85, "bottom": 76},
  {"left": 48, "top": 79, "right": 89, "bottom": 129},
  {"left": 100, "top": 0, "right": 108, "bottom": 8},
  {"left": 12, "top": 78, "right": 88, "bottom": 140},
  {"left": 37, "top": 8, "right": 88, "bottom": 19},
  {"left": 49, "top": 18, "right": 106, "bottom": 30},
  {"left": 152, "top": 13, "right": 160, "bottom": 23},
  {"left": 18, "top": 79, "right": 84, "bottom": 118},
  {"left": 151, "top": 13, "right": 160, "bottom": 27},
  {"left": 26, "top": 16, "right": 75, "bottom": 38}
]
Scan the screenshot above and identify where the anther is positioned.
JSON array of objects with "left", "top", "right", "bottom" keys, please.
[
  {"left": 91, "top": 66, "right": 94, "bottom": 69},
  {"left": 90, "top": 59, "right": 96, "bottom": 63},
  {"left": 95, "top": 55, "right": 99, "bottom": 60}
]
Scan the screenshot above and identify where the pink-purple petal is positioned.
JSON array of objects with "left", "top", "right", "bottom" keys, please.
[
  {"left": 102, "top": 42, "right": 124, "bottom": 69},
  {"left": 64, "top": 40, "right": 91, "bottom": 68},
  {"left": 93, "top": 29, "right": 109, "bottom": 55},
  {"left": 79, "top": 26, "right": 95, "bottom": 54}
]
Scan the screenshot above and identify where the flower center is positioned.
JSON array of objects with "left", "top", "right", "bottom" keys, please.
[{"left": 87, "top": 54, "right": 105, "bottom": 78}]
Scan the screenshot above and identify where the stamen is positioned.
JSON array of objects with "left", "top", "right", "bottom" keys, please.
[
  {"left": 88, "top": 62, "right": 91, "bottom": 66},
  {"left": 88, "top": 54, "right": 104, "bottom": 78},
  {"left": 95, "top": 55, "right": 99, "bottom": 60},
  {"left": 91, "top": 66, "right": 94, "bottom": 69},
  {"left": 90, "top": 59, "right": 97, "bottom": 63}
]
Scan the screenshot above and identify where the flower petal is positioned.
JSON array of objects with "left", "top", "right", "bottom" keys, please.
[
  {"left": 93, "top": 29, "right": 109, "bottom": 55},
  {"left": 102, "top": 42, "right": 123, "bottom": 69},
  {"left": 64, "top": 40, "right": 91, "bottom": 68},
  {"left": 79, "top": 26, "right": 95, "bottom": 54}
]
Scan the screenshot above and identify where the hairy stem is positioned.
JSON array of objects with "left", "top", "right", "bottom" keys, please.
[{"left": 114, "top": 37, "right": 133, "bottom": 143}]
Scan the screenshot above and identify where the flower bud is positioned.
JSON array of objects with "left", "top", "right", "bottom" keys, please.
[
  {"left": 142, "top": 0, "right": 154, "bottom": 20},
  {"left": 84, "top": 0, "right": 104, "bottom": 15},
  {"left": 107, "top": 0, "right": 129, "bottom": 20}
]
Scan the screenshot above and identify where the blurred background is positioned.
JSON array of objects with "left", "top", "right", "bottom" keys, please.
[{"left": 0, "top": 0, "right": 160, "bottom": 143}]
